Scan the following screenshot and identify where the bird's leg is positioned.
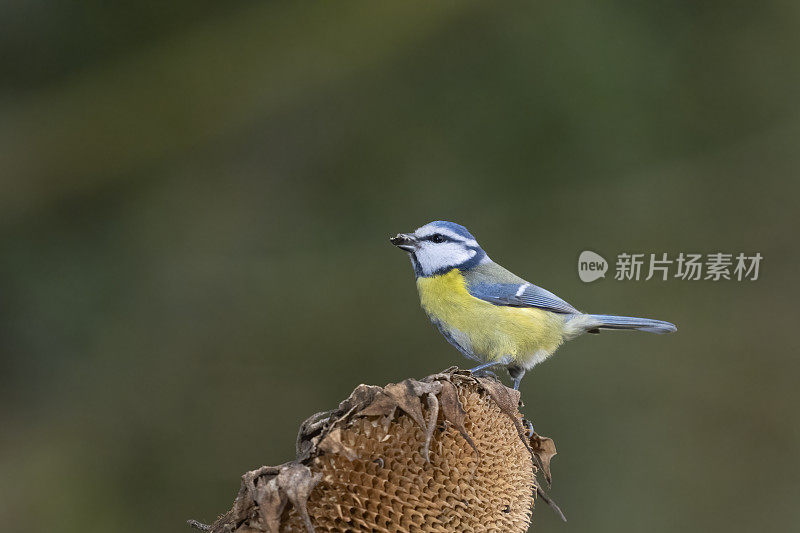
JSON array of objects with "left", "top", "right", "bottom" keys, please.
[
  {"left": 468, "top": 361, "right": 503, "bottom": 378},
  {"left": 507, "top": 365, "right": 526, "bottom": 391}
]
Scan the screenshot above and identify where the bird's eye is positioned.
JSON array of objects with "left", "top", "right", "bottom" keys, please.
[{"left": 430, "top": 234, "right": 446, "bottom": 243}]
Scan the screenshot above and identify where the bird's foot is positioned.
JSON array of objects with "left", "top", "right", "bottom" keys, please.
[{"left": 467, "top": 361, "right": 503, "bottom": 380}]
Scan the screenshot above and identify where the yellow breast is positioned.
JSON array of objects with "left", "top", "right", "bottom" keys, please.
[{"left": 416, "top": 269, "right": 565, "bottom": 365}]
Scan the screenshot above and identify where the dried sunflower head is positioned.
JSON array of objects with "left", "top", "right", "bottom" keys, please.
[{"left": 198, "top": 369, "right": 560, "bottom": 533}]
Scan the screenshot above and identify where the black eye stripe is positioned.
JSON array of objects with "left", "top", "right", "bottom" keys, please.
[{"left": 424, "top": 233, "right": 448, "bottom": 243}]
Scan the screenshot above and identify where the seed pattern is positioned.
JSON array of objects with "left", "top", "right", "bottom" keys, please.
[
  {"left": 203, "top": 371, "right": 554, "bottom": 533},
  {"left": 280, "top": 382, "right": 535, "bottom": 532}
]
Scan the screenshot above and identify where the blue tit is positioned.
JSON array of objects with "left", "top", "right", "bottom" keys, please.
[{"left": 390, "top": 220, "right": 676, "bottom": 390}]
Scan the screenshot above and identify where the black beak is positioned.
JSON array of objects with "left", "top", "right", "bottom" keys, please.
[{"left": 390, "top": 233, "right": 417, "bottom": 251}]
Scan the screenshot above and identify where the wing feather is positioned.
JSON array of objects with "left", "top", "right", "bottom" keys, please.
[{"left": 468, "top": 282, "right": 580, "bottom": 314}]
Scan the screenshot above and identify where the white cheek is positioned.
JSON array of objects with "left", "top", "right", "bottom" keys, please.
[{"left": 415, "top": 243, "right": 476, "bottom": 275}]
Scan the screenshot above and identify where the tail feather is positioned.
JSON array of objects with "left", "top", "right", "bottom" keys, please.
[{"left": 585, "top": 314, "right": 677, "bottom": 334}]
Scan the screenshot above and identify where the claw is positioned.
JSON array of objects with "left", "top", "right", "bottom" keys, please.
[{"left": 523, "top": 419, "right": 535, "bottom": 438}]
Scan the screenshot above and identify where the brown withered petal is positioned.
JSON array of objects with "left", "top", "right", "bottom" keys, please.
[
  {"left": 476, "top": 378, "right": 533, "bottom": 456},
  {"left": 438, "top": 379, "right": 480, "bottom": 460},
  {"left": 380, "top": 379, "right": 442, "bottom": 431},
  {"left": 317, "top": 428, "right": 358, "bottom": 462},
  {"left": 530, "top": 434, "right": 558, "bottom": 486},
  {"left": 277, "top": 465, "right": 322, "bottom": 532},
  {"left": 256, "top": 477, "right": 287, "bottom": 533},
  {"left": 421, "top": 392, "right": 439, "bottom": 463},
  {"left": 353, "top": 391, "right": 398, "bottom": 418}
]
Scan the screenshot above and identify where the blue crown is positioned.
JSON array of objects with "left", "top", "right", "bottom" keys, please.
[{"left": 428, "top": 220, "right": 476, "bottom": 241}]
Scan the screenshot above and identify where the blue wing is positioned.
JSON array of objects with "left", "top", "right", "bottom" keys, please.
[{"left": 468, "top": 282, "right": 580, "bottom": 315}]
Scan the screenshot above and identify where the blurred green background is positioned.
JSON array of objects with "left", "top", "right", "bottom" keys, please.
[{"left": 1, "top": 2, "right": 799, "bottom": 532}]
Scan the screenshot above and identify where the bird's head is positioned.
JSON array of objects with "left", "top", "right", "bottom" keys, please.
[{"left": 390, "top": 220, "right": 488, "bottom": 277}]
